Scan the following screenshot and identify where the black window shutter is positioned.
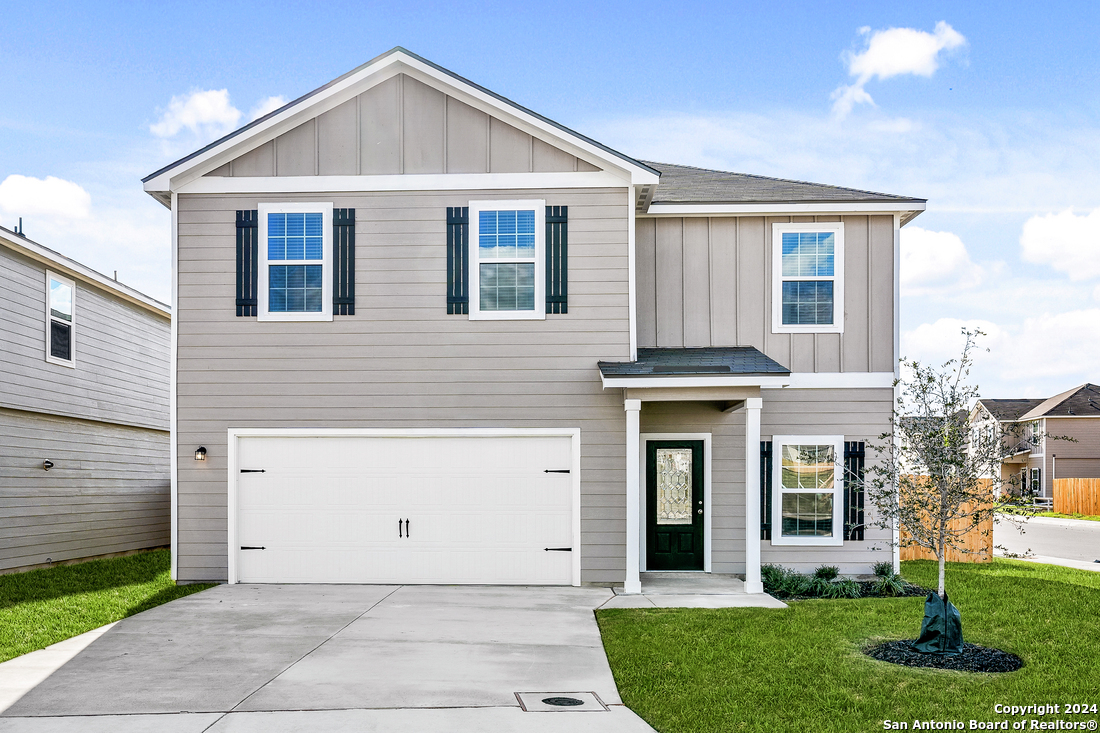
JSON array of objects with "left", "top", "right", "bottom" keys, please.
[
  {"left": 236, "top": 210, "right": 258, "bottom": 317},
  {"left": 546, "top": 206, "right": 568, "bottom": 314},
  {"left": 760, "top": 441, "right": 773, "bottom": 540},
  {"left": 844, "top": 441, "right": 866, "bottom": 541},
  {"left": 446, "top": 207, "right": 469, "bottom": 314},
  {"left": 333, "top": 208, "right": 355, "bottom": 315}
]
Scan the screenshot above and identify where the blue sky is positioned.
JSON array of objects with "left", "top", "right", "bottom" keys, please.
[{"left": 2, "top": 1, "right": 1098, "bottom": 399}]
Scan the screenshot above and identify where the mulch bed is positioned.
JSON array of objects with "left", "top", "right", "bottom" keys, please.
[
  {"left": 774, "top": 582, "right": 930, "bottom": 601},
  {"left": 865, "top": 640, "right": 1024, "bottom": 673}
]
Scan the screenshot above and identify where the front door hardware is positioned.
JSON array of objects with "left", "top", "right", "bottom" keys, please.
[
  {"left": 240, "top": 469, "right": 266, "bottom": 473},
  {"left": 240, "top": 546, "right": 266, "bottom": 550},
  {"left": 544, "top": 469, "right": 570, "bottom": 474},
  {"left": 544, "top": 547, "right": 572, "bottom": 552}
]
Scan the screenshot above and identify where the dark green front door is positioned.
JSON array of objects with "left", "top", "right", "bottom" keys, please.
[{"left": 646, "top": 440, "right": 704, "bottom": 571}]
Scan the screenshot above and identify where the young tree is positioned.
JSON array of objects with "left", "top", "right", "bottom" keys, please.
[{"left": 866, "top": 329, "right": 1034, "bottom": 599}]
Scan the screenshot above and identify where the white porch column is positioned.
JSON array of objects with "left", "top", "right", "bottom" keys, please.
[
  {"left": 624, "top": 398, "right": 642, "bottom": 594},
  {"left": 743, "top": 397, "right": 764, "bottom": 594}
]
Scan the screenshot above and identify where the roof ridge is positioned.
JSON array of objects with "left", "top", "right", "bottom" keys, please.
[{"left": 640, "top": 160, "right": 923, "bottom": 201}]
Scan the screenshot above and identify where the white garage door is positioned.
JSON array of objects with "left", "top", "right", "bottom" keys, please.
[{"left": 232, "top": 433, "right": 575, "bottom": 585}]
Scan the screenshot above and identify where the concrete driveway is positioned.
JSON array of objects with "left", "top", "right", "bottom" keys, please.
[
  {"left": 0, "top": 585, "right": 655, "bottom": 732},
  {"left": 994, "top": 515, "right": 1100, "bottom": 571}
]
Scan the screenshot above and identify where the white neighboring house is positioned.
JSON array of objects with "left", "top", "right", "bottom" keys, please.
[{"left": 0, "top": 225, "right": 171, "bottom": 573}]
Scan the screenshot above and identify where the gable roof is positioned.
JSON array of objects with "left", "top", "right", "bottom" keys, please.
[
  {"left": 1019, "top": 384, "right": 1100, "bottom": 420},
  {"left": 143, "top": 47, "right": 659, "bottom": 204},
  {"left": 976, "top": 398, "right": 1045, "bottom": 422},
  {"left": 644, "top": 161, "right": 924, "bottom": 205},
  {"left": 0, "top": 226, "right": 170, "bottom": 317}
]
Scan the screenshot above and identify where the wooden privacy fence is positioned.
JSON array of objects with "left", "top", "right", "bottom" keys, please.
[
  {"left": 1054, "top": 478, "right": 1100, "bottom": 516},
  {"left": 898, "top": 476, "right": 994, "bottom": 563}
]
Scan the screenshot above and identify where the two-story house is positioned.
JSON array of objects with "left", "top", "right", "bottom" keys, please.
[
  {"left": 143, "top": 49, "right": 924, "bottom": 592},
  {"left": 1, "top": 225, "right": 171, "bottom": 573}
]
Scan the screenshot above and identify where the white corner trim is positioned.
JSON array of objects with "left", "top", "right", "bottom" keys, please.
[
  {"left": 177, "top": 171, "right": 630, "bottom": 196},
  {"left": 627, "top": 187, "right": 638, "bottom": 361},
  {"left": 170, "top": 191, "right": 179, "bottom": 582},
  {"left": 765, "top": 372, "right": 896, "bottom": 390},
  {"left": 639, "top": 433, "right": 713, "bottom": 573},
  {"left": 600, "top": 374, "right": 791, "bottom": 389},
  {"left": 643, "top": 202, "right": 926, "bottom": 217},
  {"left": 225, "top": 427, "right": 583, "bottom": 586}
]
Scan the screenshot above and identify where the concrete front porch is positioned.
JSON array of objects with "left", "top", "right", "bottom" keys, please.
[{"left": 599, "top": 572, "right": 788, "bottom": 609}]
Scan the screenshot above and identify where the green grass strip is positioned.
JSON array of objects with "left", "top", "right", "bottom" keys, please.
[
  {"left": 996, "top": 507, "right": 1100, "bottom": 522},
  {"left": 0, "top": 549, "right": 213, "bottom": 663},
  {"left": 597, "top": 559, "right": 1100, "bottom": 733}
]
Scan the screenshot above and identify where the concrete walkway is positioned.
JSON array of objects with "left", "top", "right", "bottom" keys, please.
[
  {"left": 0, "top": 584, "right": 656, "bottom": 732},
  {"left": 600, "top": 572, "right": 789, "bottom": 609}
]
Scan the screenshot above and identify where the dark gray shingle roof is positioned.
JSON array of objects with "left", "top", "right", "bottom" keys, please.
[
  {"left": 599, "top": 347, "right": 789, "bottom": 377},
  {"left": 1019, "top": 384, "right": 1100, "bottom": 419},
  {"left": 978, "top": 398, "right": 1046, "bottom": 422},
  {"left": 643, "top": 161, "right": 925, "bottom": 206}
]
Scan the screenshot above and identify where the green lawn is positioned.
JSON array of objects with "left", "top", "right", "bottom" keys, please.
[
  {"left": 598, "top": 560, "right": 1100, "bottom": 733},
  {"left": 0, "top": 550, "right": 213, "bottom": 663},
  {"left": 997, "top": 507, "right": 1100, "bottom": 522}
]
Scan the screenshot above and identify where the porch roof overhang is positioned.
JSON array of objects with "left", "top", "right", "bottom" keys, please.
[{"left": 598, "top": 347, "right": 791, "bottom": 390}]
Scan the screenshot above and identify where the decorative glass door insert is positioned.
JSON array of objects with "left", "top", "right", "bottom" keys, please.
[
  {"left": 655, "top": 448, "right": 693, "bottom": 525},
  {"left": 646, "top": 440, "right": 704, "bottom": 571}
]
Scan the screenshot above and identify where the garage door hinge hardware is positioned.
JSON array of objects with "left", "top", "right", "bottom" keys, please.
[
  {"left": 240, "top": 546, "right": 265, "bottom": 550},
  {"left": 544, "top": 547, "right": 572, "bottom": 552},
  {"left": 544, "top": 469, "right": 570, "bottom": 473},
  {"left": 240, "top": 469, "right": 266, "bottom": 473}
]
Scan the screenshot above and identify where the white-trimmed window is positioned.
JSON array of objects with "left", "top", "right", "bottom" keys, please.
[
  {"left": 258, "top": 202, "right": 333, "bottom": 322},
  {"left": 469, "top": 200, "right": 545, "bottom": 320},
  {"left": 45, "top": 271, "right": 75, "bottom": 367},
  {"left": 772, "top": 222, "right": 844, "bottom": 334},
  {"left": 771, "top": 435, "right": 844, "bottom": 546}
]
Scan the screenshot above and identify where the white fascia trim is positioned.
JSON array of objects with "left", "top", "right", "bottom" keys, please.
[
  {"left": 643, "top": 202, "right": 926, "bottom": 217},
  {"left": 147, "top": 51, "right": 656, "bottom": 195},
  {"left": 226, "top": 426, "right": 583, "bottom": 586},
  {"left": 639, "top": 433, "right": 713, "bottom": 573},
  {"left": 177, "top": 171, "right": 629, "bottom": 196},
  {"left": 3, "top": 233, "right": 170, "bottom": 317},
  {"left": 764, "top": 372, "right": 896, "bottom": 390},
  {"left": 600, "top": 374, "right": 791, "bottom": 389}
]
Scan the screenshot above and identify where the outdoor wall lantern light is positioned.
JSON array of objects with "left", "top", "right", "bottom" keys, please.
[
  {"left": 195, "top": 447, "right": 207, "bottom": 461},
  {"left": 42, "top": 459, "right": 53, "bottom": 471}
]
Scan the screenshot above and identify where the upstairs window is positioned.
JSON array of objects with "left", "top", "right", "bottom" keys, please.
[
  {"left": 772, "top": 222, "right": 844, "bottom": 334},
  {"left": 469, "top": 200, "right": 545, "bottom": 320},
  {"left": 258, "top": 203, "right": 333, "bottom": 322},
  {"left": 45, "top": 271, "right": 75, "bottom": 367}
]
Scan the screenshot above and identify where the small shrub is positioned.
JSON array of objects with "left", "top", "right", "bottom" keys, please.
[
  {"left": 813, "top": 565, "right": 839, "bottom": 581},
  {"left": 872, "top": 573, "right": 907, "bottom": 597},
  {"left": 821, "top": 578, "right": 862, "bottom": 599},
  {"left": 871, "top": 560, "right": 895, "bottom": 578},
  {"left": 761, "top": 564, "right": 788, "bottom": 593}
]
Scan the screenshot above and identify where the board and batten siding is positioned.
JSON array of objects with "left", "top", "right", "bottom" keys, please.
[
  {"left": 175, "top": 187, "right": 631, "bottom": 583},
  {"left": 641, "top": 387, "right": 893, "bottom": 576},
  {"left": 635, "top": 215, "right": 895, "bottom": 373},
  {"left": 0, "top": 407, "right": 170, "bottom": 572},
  {"left": 205, "top": 74, "right": 602, "bottom": 179},
  {"left": 0, "top": 245, "right": 170, "bottom": 431}
]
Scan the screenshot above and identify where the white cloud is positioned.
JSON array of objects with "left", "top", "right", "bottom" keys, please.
[
  {"left": 249, "top": 95, "right": 288, "bottom": 122},
  {"left": 150, "top": 89, "right": 241, "bottom": 140},
  {"left": 0, "top": 174, "right": 92, "bottom": 219},
  {"left": 901, "top": 226, "right": 984, "bottom": 296},
  {"left": 833, "top": 21, "right": 967, "bottom": 117},
  {"left": 1020, "top": 208, "right": 1100, "bottom": 281}
]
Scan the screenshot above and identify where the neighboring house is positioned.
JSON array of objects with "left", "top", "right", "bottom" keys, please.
[
  {"left": 973, "top": 385, "right": 1100, "bottom": 499},
  {"left": 0, "top": 226, "right": 171, "bottom": 573},
  {"left": 142, "top": 48, "right": 925, "bottom": 592}
]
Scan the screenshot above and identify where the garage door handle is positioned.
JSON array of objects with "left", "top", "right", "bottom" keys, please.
[
  {"left": 240, "top": 546, "right": 265, "bottom": 550},
  {"left": 398, "top": 518, "right": 403, "bottom": 538},
  {"left": 544, "top": 547, "right": 572, "bottom": 552},
  {"left": 405, "top": 518, "right": 410, "bottom": 538}
]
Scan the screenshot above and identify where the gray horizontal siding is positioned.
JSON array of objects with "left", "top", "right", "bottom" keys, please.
[
  {"left": 176, "top": 187, "right": 631, "bottom": 583},
  {"left": 0, "top": 407, "right": 170, "bottom": 572},
  {"left": 641, "top": 388, "right": 893, "bottom": 577},
  {"left": 0, "top": 246, "right": 170, "bottom": 430},
  {"left": 635, "top": 215, "right": 895, "bottom": 374}
]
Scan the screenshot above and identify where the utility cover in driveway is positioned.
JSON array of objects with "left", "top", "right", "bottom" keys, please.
[{"left": 235, "top": 434, "right": 574, "bottom": 584}]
